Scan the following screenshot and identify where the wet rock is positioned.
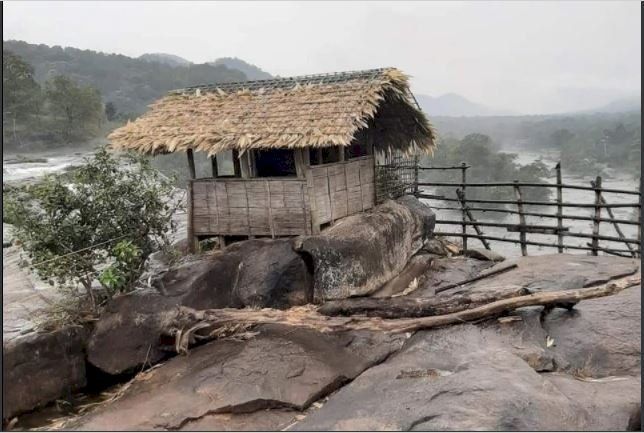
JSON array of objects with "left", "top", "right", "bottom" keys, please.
[
  {"left": 2, "top": 327, "right": 87, "bottom": 420},
  {"left": 543, "top": 284, "right": 641, "bottom": 377},
  {"left": 464, "top": 247, "right": 505, "bottom": 262},
  {"left": 297, "top": 197, "right": 435, "bottom": 301},
  {"left": 179, "top": 409, "right": 302, "bottom": 431},
  {"left": 73, "top": 325, "right": 405, "bottom": 431}
]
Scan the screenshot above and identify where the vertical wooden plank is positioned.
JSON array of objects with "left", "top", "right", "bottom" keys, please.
[
  {"left": 513, "top": 181, "right": 527, "bottom": 256},
  {"left": 413, "top": 154, "right": 419, "bottom": 197},
  {"left": 555, "top": 162, "right": 564, "bottom": 253},
  {"left": 211, "top": 155, "right": 218, "bottom": 178},
  {"left": 187, "top": 149, "right": 196, "bottom": 179},
  {"left": 239, "top": 152, "right": 252, "bottom": 179},
  {"left": 232, "top": 150, "right": 242, "bottom": 177},
  {"left": 294, "top": 149, "right": 305, "bottom": 178},
  {"left": 338, "top": 146, "right": 345, "bottom": 162},
  {"left": 591, "top": 176, "right": 602, "bottom": 256},
  {"left": 266, "top": 180, "right": 275, "bottom": 238},
  {"left": 306, "top": 168, "right": 320, "bottom": 234},
  {"left": 187, "top": 180, "right": 198, "bottom": 253},
  {"left": 461, "top": 162, "right": 468, "bottom": 252}
]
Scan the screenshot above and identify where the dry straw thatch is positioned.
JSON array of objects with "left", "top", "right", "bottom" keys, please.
[{"left": 109, "top": 68, "right": 436, "bottom": 156}]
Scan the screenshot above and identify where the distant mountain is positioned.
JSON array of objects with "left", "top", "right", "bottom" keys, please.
[
  {"left": 584, "top": 96, "right": 641, "bottom": 114},
  {"left": 139, "top": 53, "right": 192, "bottom": 67},
  {"left": 3, "top": 40, "right": 247, "bottom": 114},
  {"left": 209, "top": 57, "right": 272, "bottom": 80},
  {"left": 416, "top": 93, "right": 514, "bottom": 117}
]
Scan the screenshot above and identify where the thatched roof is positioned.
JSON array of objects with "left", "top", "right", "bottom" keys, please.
[{"left": 108, "top": 68, "right": 436, "bottom": 156}]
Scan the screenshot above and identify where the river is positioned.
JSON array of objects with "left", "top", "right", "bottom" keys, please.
[{"left": 419, "top": 148, "right": 640, "bottom": 258}]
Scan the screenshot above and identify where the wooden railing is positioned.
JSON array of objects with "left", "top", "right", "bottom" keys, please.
[{"left": 415, "top": 162, "right": 641, "bottom": 258}]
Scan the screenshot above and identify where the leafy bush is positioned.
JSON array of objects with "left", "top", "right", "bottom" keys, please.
[{"left": 4, "top": 148, "right": 182, "bottom": 310}]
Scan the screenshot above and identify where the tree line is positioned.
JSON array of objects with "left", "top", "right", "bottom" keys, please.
[{"left": 3, "top": 49, "right": 106, "bottom": 149}]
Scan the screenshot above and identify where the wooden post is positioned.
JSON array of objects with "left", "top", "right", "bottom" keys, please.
[
  {"left": 187, "top": 148, "right": 196, "bottom": 179},
  {"left": 555, "top": 162, "right": 564, "bottom": 253},
  {"left": 457, "top": 189, "right": 491, "bottom": 250},
  {"left": 598, "top": 194, "right": 636, "bottom": 257},
  {"left": 513, "top": 181, "right": 527, "bottom": 256},
  {"left": 232, "top": 150, "right": 242, "bottom": 177},
  {"left": 638, "top": 183, "right": 641, "bottom": 258},
  {"left": 460, "top": 162, "right": 468, "bottom": 251},
  {"left": 591, "top": 176, "right": 602, "bottom": 256},
  {"left": 413, "top": 154, "right": 419, "bottom": 197},
  {"left": 211, "top": 155, "right": 218, "bottom": 178},
  {"left": 187, "top": 180, "right": 198, "bottom": 253}
]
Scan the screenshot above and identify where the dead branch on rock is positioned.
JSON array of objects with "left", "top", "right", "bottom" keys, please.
[
  {"left": 317, "top": 285, "right": 531, "bottom": 318},
  {"left": 164, "top": 275, "right": 640, "bottom": 354},
  {"left": 434, "top": 262, "right": 518, "bottom": 293}
]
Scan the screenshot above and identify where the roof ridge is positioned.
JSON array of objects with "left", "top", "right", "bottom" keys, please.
[{"left": 174, "top": 67, "right": 397, "bottom": 95}]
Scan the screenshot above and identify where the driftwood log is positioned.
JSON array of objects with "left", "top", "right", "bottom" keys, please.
[
  {"left": 317, "top": 285, "right": 530, "bottom": 318},
  {"left": 165, "top": 275, "right": 640, "bottom": 354}
]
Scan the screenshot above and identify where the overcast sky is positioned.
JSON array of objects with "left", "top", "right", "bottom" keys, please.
[{"left": 3, "top": 1, "right": 641, "bottom": 114}]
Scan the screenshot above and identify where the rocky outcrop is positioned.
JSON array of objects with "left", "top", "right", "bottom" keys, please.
[
  {"left": 2, "top": 327, "right": 87, "bottom": 420},
  {"left": 88, "top": 239, "right": 313, "bottom": 375},
  {"left": 291, "top": 319, "right": 640, "bottom": 431},
  {"left": 297, "top": 197, "right": 435, "bottom": 301},
  {"left": 73, "top": 325, "right": 405, "bottom": 431}
]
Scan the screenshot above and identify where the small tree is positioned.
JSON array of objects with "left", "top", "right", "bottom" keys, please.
[
  {"left": 104, "top": 101, "right": 117, "bottom": 121},
  {"left": 44, "top": 74, "right": 104, "bottom": 141},
  {"left": 4, "top": 148, "right": 181, "bottom": 311}
]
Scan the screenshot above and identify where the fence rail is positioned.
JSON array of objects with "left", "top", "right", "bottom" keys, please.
[{"left": 416, "top": 161, "right": 641, "bottom": 258}]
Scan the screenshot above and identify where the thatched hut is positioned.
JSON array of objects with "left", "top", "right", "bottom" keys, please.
[{"left": 109, "top": 67, "right": 436, "bottom": 250}]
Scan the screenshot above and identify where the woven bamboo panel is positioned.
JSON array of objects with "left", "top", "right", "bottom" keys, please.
[
  {"left": 191, "top": 178, "right": 310, "bottom": 237},
  {"left": 307, "top": 156, "right": 375, "bottom": 226}
]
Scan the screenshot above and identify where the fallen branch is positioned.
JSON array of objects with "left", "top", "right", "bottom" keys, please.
[
  {"left": 165, "top": 275, "right": 640, "bottom": 353},
  {"left": 434, "top": 262, "right": 518, "bottom": 293},
  {"left": 317, "top": 285, "right": 530, "bottom": 318}
]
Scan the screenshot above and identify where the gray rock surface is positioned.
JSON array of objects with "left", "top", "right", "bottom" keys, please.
[
  {"left": 73, "top": 325, "right": 405, "bottom": 431},
  {"left": 297, "top": 197, "right": 435, "bottom": 301},
  {"left": 3, "top": 223, "right": 14, "bottom": 248},
  {"left": 2, "top": 326, "right": 87, "bottom": 420},
  {"left": 544, "top": 284, "right": 641, "bottom": 377},
  {"left": 464, "top": 247, "right": 505, "bottom": 262}
]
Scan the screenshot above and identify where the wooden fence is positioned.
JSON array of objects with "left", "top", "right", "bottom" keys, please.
[{"left": 415, "top": 163, "right": 641, "bottom": 258}]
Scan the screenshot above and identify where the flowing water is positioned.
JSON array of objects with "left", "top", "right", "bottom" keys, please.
[{"left": 420, "top": 148, "right": 640, "bottom": 258}]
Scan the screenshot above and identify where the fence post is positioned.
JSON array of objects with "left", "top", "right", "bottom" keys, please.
[
  {"left": 413, "top": 154, "right": 419, "bottom": 197},
  {"left": 460, "top": 162, "right": 468, "bottom": 251},
  {"left": 638, "top": 183, "right": 641, "bottom": 258},
  {"left": 555, "top": 162, "right": 564, "bottom": 253},
  {"left": 513, "top": 180, "right": 527, "bottom": 256},
  {"left": 591, "top": 176, "right": 602, "bottom": 256}
]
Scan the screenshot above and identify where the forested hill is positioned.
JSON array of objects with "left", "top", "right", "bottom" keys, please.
[{"left": 3, "top": 40, "right": 248, "bottom": 115}]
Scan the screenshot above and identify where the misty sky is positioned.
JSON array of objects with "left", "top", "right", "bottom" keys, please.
[{"left": 3, "top": 1, "right": 641, "bottom": 114}]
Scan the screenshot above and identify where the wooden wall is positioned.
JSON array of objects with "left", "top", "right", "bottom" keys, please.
[
  {"left": 307, "top": 156, "right": 376, "bottom": 228},
  {"left": 191, "top": 178, "right": 312, "bottom": 237}
]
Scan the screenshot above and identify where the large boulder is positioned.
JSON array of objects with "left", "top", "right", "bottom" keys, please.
[
  {"left": 297, "top": 197, "right": 435, "bottom": 301},
  {"left": 88, "top": 239, "right": 313, "bottom": 375},
  {"left": 2, "top": 326, "right": 87, "bottom": 420},
  {"left": 72, "top": 325, "right": 405, "bottom": 431},
  {"left": 155, "top": 239, "right": 312, "bottom": 309}
]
